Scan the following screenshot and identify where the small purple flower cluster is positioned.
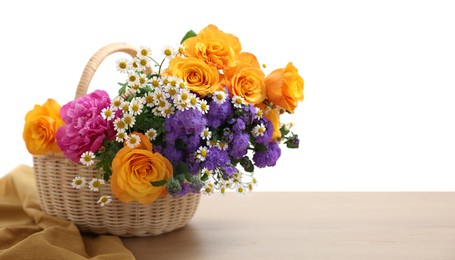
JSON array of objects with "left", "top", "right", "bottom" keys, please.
[{"left": 158, "top": 89, "right": 281, "bottom": 196}]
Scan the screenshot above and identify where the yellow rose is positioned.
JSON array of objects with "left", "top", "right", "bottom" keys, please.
[
  {"left": 265, "top": 62, "right": 304, "bottom": 113},
  {"left": 167, "top": 56, "right": 222, "bottom": 97},
  {"left": 23, "top": 99, "right": 64, "bottom": 155},
  {"left": 183, "top": 24, "right": 241, "bottom": 70},
  {"left": 225, "top": 52, "right": 266, "bottom": 104},
  {"left": 111, "top": 133, "right": 173, "bottom": 205}
]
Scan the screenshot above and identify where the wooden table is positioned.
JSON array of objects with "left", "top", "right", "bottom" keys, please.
[{"left": 122, "top": 193, "right": 455, "bottom": 260}]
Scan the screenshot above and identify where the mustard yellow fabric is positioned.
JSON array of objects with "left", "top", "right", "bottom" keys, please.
[{"left": 0, "top": 165, "right": 135, "bottom": 260}]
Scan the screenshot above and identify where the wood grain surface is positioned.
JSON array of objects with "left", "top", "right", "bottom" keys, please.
[{"left": 122, "top": 192, "right": 455, "bottom": 260}]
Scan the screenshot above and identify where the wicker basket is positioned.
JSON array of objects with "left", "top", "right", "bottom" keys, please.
[{"left": 32, "top": 43, "right": 201, "bottom": 237}]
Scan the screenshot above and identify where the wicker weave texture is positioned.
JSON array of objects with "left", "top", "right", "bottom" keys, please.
[{"left": 33, "top": 154, "right": 201, "bottom": 237}]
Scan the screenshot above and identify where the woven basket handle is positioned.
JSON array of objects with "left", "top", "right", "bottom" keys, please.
[{"left": 75, "top": 43, "right": 137, "bottom": 99}]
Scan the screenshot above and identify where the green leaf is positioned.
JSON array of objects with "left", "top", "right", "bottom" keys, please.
[
  {"left": 180, "top": 30, "right": 197, "bottom": 44},
  {"left": 173, "top": 161, "right": 190, "bottom": 175},
  {"left": 280, "top": 124, "right": 290, "bottom": 137},
  {"left": 255, "top": 143, "right": 267, "bottom": 152},
  {"left": 151, "top": 180, "right": 167, "bottom": 187},
  {"left": 201, "top": 173, "right": 209, "bottom": 182},
  {"left": 175, "top": 174, "right": 185, "bottom": 183},
  {"left": 185, "top": 173, "right": 193, "bottom": 182},
  {"left": 118, "top": 83, "right": 127, "bottom": 96},
  {"left": 240, "top": 156, "right": 255, "bottom": 173}
]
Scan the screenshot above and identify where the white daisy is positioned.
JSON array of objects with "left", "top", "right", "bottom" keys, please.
[
  {"left": 88, "top": 178, "right": 105, "bottom": 192},
  {"left": 160, "top": 76, "right": 170, "bottom": 86},
  {"left": 152, "top": 89, "right": 166, "bottom": 105},
  {"left": 188, "top": 93, "right": 199, "bottom": 108},
  {"left": 162, "top": 106, "right": 175, "bottom": 118},
  {"left": 162, "top": 45, "right": 176, "bottom": 59},
  {"left": 212, "top": 90, "right": 227, "bottom": 104},
  {"left": 97, "top": 195, "right": 112, "bottom": 207},
  {"left": 116, "top": 58, "right": 129, "bottom": 73},
  {"left": 111, "top": 97, "right": 123, "bottom": 111},
  {"left": 138, "top": 73, "right": 148, "bottom": 87},
  {"left": 252, "top": 123, "right": 267, "bottom": 137},
  {"left": 137, "top": 45, "right": 152, "bottom": 59},
  {"left": 150, "top": 75, "right": 161, "bottom": 88},
  {"left": 202, "top": 183, "right": 214, "bottom": 195},
  {"left": 120, "top": 101, "right": 130, "bottom": 113},
  {"left": 177, "top": 45, "right": 185, "bottom": 56},
  {"left": 71, "top": 176, "right": 86, "bottom": 189},
  {"left": 255, "top": 108, "right": 264, "bottom": 120},
  {"left": 168, "top": 77, "right": 179, "bottom": 87},
  {"left": 101, "top": 107, "right": 115, "bottom": 121},
  {"left": 175, "top": 101, "right": 190, "bottom": 111},
  {"left": 80, "top": 151, "right": 95, "bottom": 166},
  {"left": 178, "top": 80, "right": 187, "bottom": 90},
  {"left": 143, "top": 92, "right": 155, "bottom": 107},
  {"left": 128, "top": 58, "right": 141, "bottom": 73},
  {"left": 198, "top": 99, "right": 210, "bottom": 114},
  {"left": 113, "top": 118, "right": 127, "bottom": 131},
  {"left": 232, "top": 96, "right": 246, "bottom": 108},
  {"left": 175, "top": 89, "right": 191, "bottom": 104},
  {"left": 152, "top": 107, "right": 163, "bottom": 117},
  {"left": 201, "top": 167, "right": 212, "bottom": 176},
  {"left": 206, "top": 139, "right": 217, "bottom": 147},
  {"left": 129, "top": 99, "right": 144, "bottom": 116},
  {"left": 166, "top": 85, "right": 179, "bottom": 98},
  {"left": 137, "top": 57, "right": 150, "bottom": 70},
  {"left": 122, "top": 113, "right": 136, "bottom": 128},
  {"left": 126, "top": 133, "right": 141, "bottom": 148},
  {"left": 195, "top": 146, "right": 209, "bottom": 162},
  {"left": 217, "top": 141, "right": 228, "bottom": 150},
  {"left": 127, "top": 73, "right": 139, "bottom": 87},
  {"left": 115, "top": 129, "right": 127, "bottom": 142},
  {"left": 145, "top": 128, "right": 158, "bottom": 141},
  {"left": 200, "top": 128, "right": 212, "bottom": 140}
]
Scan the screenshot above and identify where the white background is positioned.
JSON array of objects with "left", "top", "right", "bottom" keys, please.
[{"left": 0, "top": 0, "right": 454, "bottom": 191}]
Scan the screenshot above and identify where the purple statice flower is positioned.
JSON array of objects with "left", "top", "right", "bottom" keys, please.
[
  {"left": 189, "top": 176, "right": 203, "bottom": 192},
  {"left": 165, "top": 109, "right": 206, "bottom": 136},
  {"left": 240, "top": 104, "right": 257, "bottom": 125},
  {"left": 206, "top": 99, "right": 233, "bottom": 129},
  {"left": 186, "top": 155, "right": 201, "bottom": 174},
  {"left": 202, "top": 147, "right": 230, "bottom": 170},
  {"left": 253, "top": 141, "right": 281, "bottom": 168},
  {"left": 161, "top": 146, "right": 183, "bottom": 163},
  {"left": 229, "top": 132, "right": 249, "bottom": 159},
  {"left": 173, "top": 182, "right": 191, "bottom": 197},
  {"left": 254, "top": 117, "right": 274, "bottom": 145},
  {"left": 221, "top": 165, "right": 237, "bottom": 179},
  {"left": 221, "top": 127, "right": 233, "bottom": 143},
  {"left": 56, "top": 90, "right": 115, "bottom": 163},
  {"left": 163, "top": 109, "right": 205, "bottom": 164},
  {"left": 230, "top": 118, "right": 246, "bottom": 133}
]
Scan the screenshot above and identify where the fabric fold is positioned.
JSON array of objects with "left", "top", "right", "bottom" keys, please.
[{"left": 0, "top": 165, "right": 135, "bottom": 260}]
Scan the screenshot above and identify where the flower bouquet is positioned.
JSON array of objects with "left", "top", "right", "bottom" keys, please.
[{"left": 23, "top": 24, "right": 304, "bottom": 236}]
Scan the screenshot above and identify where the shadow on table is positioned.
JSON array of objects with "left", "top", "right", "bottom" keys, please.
[{"left": 121, "top": 223, "right": 204, "bottom": 260}]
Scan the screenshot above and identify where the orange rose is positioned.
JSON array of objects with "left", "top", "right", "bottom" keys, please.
[
  {"left": 23, "top": 99, "right": 64, "bottom": 155},
  {"left": 111, "top": 133, "right": 173, "bottom": 204},
  {"left": 167, "top": 56, "right": 222, "bottom": 97},
  {"left": 225, "top": 52, "right": 266, "bottom": 104},
  {"left": 183, "top": 24, "right": 241, "bottom": 70},
  {"left": 265, "top": 62, "right": 304, "bottom": 113},
  {"left": 256, "top": 103, "right": 281, "bottom": 141}
]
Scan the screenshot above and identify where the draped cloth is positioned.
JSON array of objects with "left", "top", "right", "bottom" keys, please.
[{"left": 0, "top": 165, "right": 135, "bottom": 260}]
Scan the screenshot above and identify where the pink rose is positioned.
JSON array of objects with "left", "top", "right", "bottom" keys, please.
[{"left": 56, "top": 90, "right": 115, "bottom": 163}]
